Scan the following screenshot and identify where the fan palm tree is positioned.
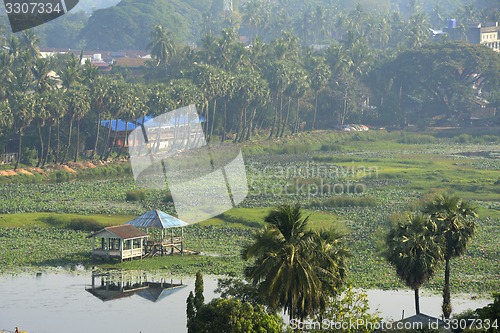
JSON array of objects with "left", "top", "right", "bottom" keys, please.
[
  {"left": 385, "top": 213, "right": 443, "bottom": 315},
  {"left": 423, "top": 194, "right": 478, "bottom": 319},
  {"left": 243, "top": 204, "right": 349, "bottom": 320}
]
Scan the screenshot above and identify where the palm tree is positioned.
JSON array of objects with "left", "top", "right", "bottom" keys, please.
[
  {"left": 307, "top": 55, "right": 330, "bottom": 130},
  {"left": 423, "top": 194, "right": 478, "bottom": 319},
  {"left": 147, "top": 25, "right": 176, "bottom": 67},
  {"left": 20, "top": 30, "right": 40, "bottom": 61},
  {"left": 71, "top": 87, "right": 91, "bottom": 162},
  {"left": 385, "top": 213, "right": 443, "bottom": 315},
  {"left": 42, "top": 90, "right": 66, "bottom": 166},
  {"left": 9, "top": 92, "right": 35, "bottom": 170},
  {"left": 242, "top": 204, "right": 349, "bottom": 320}
]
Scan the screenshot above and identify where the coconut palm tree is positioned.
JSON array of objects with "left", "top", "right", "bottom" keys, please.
[
  {"left": 9, "top": 92, "right": 35, "bottom": 170},
  {"left": 147, "top": 25, "right": 176, "bottom": 67},
  {"left": 307, "top": 55, "right": 330, "bottom": 130},
  {"left": 423, "top": 194, "right": 478, "bottom": 319},
  {"left": 385, "top": 213, "right": 443, "bottom": 315},
  {"left": 243, "top": 204, "right": 349, "bottom": 320}
]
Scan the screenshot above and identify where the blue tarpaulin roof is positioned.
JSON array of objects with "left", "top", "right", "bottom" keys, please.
[
  {"left": 100, "top": 115, "right": 205, "bottom": 132},
  {"left": 126, "top": 210, "right": 188, "bottom": 229},
  {"left": 100, "top": 119, "right": 137, "bottom": 132}
]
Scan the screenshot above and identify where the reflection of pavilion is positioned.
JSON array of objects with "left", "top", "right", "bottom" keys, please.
[{"left": 85, "top": 271, "right": 185, "bottom": 302}]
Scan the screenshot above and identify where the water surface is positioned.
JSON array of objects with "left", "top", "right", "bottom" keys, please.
[{"left": 0, "top": 273, "right": 492, "bottom": 333}]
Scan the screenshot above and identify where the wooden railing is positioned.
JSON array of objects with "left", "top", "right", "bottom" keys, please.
[{"left": 1, "top": 153, "right": 17, "bottom": 164}]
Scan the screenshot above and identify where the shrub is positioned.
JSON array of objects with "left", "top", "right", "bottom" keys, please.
[
  {"left": 20, "top": 147, "right": 38, "bottom": 166},
  {"left": 67, "top": 217, "right": 102, "bottom": 231},
  {"left": 126, "top": 189, "right": 146, "bottom": 201},
  {"left": 320, "top": 144, "right": 343, "bottom": 152},
  {"left": 39, "top": 215, "right": 68, "bottom": 228},
  {"left": 456, "top": 134, "right": 472, "bottom": 144},
  {"left": 310, "top": 196, "right": 377, "bottom": 208},
  {"left": 163, "top": 192, "right": 173, "bottom": 203},
  {"left": 281, "top": 143, "right": 313, "bottom": 154},
  {"left": 398, "top": 134, "right": 436, "bottom": 144}
]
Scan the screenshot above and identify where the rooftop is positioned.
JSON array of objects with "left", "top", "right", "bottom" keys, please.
[{"left": 89, "top": 224, "right": 148, "bottom": 239}]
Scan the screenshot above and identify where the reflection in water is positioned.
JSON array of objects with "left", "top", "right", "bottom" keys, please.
[
  {"left": 0, "top": 271, "right": 219, "bottom": 333},
  {"left": 86, "top": 271, "right": 186, "bottom": 302},
  {"left": 0, "top": 272, "right": 491, "bottom": 333}
]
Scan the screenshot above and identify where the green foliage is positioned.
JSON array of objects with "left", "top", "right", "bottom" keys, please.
[
  {"left": 310, "top": 286, "right": 381, "bottom": 333},
  {"left": 423, "top": 194, "right": 479, "bottom": 318},
  {"left": 125, "top": 189, "right": 146, "bottom": 202},
  {"left": 38, "top": 215, "right": 103, "bottom": 231},
  {"left": 384, "top": 213, "right": 444, "bottom": 313},
  {"left": 80, "top": 0, "right": 205, "bottom": 50},
  {"left": 243, "top": 204, "right": 350, "bottom": 320},
  {"left": 66, "top": 217, "right": 102, "bottom": 231},
  {"left": 187, "top": 298, "right": 284, "bottom": 333},
  {"left": 194, "top": 271, "right": 205, "bottom": 311},
  {"left": 310, "top": 196, "right": 377, "bottom": 208},
  {"left": 20, "top": 147, "right": 38, "bottom": 166},
  {"left": 320, "top": 144, "right": 343, "bottom": 152},
  {"left": 453, "top": 293, "right": 500, "bottom": 333},
  {"left": 398, "top": 134, "right": 437, "bottom": 144},
  {"left": 216, "top": 277, "right": 263, "bottom": 305}
]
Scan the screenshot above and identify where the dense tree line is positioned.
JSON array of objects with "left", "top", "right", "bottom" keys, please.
[
  {"left": 1, "top": 0, "right": 499, "bottom": 50},
  {"left": 0, "top": 6, "right": 499, "bottom": 168}
]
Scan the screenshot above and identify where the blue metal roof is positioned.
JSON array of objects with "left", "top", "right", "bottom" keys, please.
[
  {"left": 101, "top": 114, "right": 206, "bottom": 132},
  {"left": 126, "top": 210, "right": 188, "bottom": 229},
  {"left": 100, "top": 119, "right": 137, "bottom": 132}
]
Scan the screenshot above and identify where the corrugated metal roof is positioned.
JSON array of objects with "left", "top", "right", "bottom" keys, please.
[
  {"left": 126, "top": 210, "right": 188, "bottom": 229},
  {"left": 90, "top": 224, "right": 148, "bottom": 239}
]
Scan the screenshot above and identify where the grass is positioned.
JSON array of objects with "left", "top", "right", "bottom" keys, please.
[
  {"left": 0, "top": 213, "right": 135, "bottom": 228},
  {"left": 0, "top": 128, "right": 498, "bottom": 294}
]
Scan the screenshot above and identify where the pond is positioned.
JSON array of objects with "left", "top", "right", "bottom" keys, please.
[
  {"left": 0, "top": 272, "right": 492, "bottom": 333},
  {"left": 0, "top": 271, "right": 219, "bottom": 333}
]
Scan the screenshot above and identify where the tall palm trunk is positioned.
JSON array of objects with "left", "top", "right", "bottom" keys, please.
[
  {"left": 275, "top": 92, "right": 283, "bottom": 138},
  {"left": 239, "top": 107, "right": 247, "bottom": 143},
  {"left": 116, "top": 121, "right": 129, "bottom": 158},
  {"left": 269, "top": 94, "right": 278, "bottom": 139},
  {"left": 36, "top": 122, "right": 44, "bottom": 167},
  {"left": 14, "top": 129, "right": 23, "bottom": 170},
  {"left": 312, "top": 90, "right": 318, "bottom": 130},
  {"left": 294, "top": 97, "right": 301, "bottom": 134},
  {"left": 414, "top": 288, "right": 420, "bottom": 315},
  {"left": 61, "top": 118, "right": 74, "bottom": 164},
  {"left": 280, "top": 97, "right": 291, "bottom": 137},
  {"left": 42, "top": 126, "right": 52, "bottom": 167},
  {"left": 105, "top": 120, "right": 120, "bottom": 160},
  {"left": 246, "top": 108, "right": 257, "bottom": 141},
  {"left": 55, "top": 119, "right": 60, "bottom": 163},
  {"left": 74, "top": 119, "right": 80, "bottom": 162},
  {"left": 221, "top": 101, "right": 227, "bottom": 142},
  {"left": 100, "top": 119, "right": 113, "bottom": 160},
  {"left": 443, "top": 257, "right": 452, "bottom": 319},
  {"left": 90, "top": 110, "right": 101, "bottom": 160},
  {"left": 234, "top": 107, "right": 244, "bottom": 143},
  {"left": 209, "top": 98, "right": 217, "bottom": 141}
]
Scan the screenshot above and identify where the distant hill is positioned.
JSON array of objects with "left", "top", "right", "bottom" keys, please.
[
  {"left": 79, "top": 0, "right": 212, "bottom": 50},
  {"left": 73, "top": 0, "right": 121, "bottom": 13}
]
